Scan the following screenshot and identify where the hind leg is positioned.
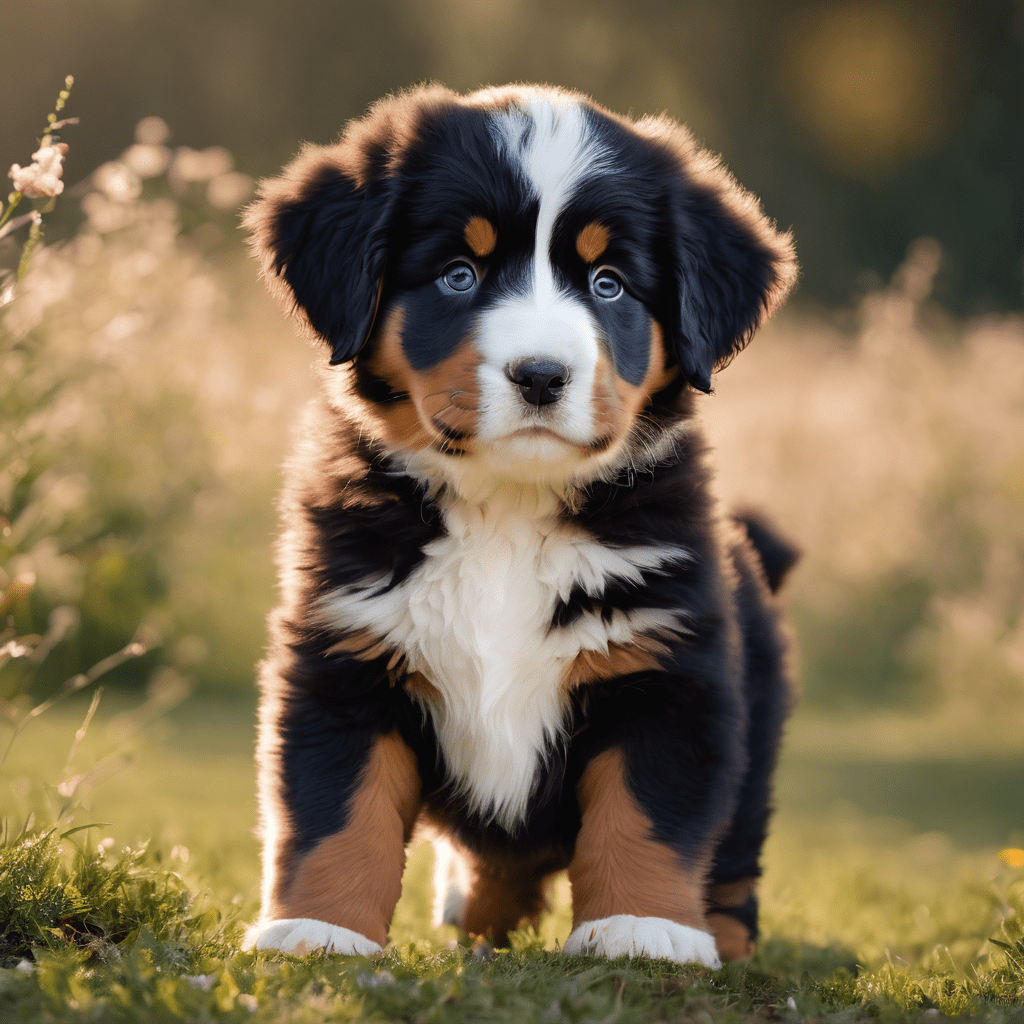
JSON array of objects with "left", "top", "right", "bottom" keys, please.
[
  {"left": 709, "top": 533, "right": 795, "bottom": 960},
  {"left": 706, "top": 878, "right": 761, "bottom": 962},
  {"left": 432, "top": 838, "right": 566, "bottom": 947}
]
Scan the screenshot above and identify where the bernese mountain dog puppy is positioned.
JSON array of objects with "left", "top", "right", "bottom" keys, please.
[{"left": 243, "top": 84, "right": 799, "bottom": 967}]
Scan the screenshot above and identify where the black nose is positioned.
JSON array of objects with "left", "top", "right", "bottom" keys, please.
[{"left": 506, "top": 360, "right": 570, "bottom": 407}]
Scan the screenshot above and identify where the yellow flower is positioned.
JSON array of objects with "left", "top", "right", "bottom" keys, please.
[{"left": 999, "top": 848, "right": 1024, "bottom": 869}]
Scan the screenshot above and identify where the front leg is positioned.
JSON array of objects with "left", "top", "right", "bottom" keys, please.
[
  {"left": 248, "top": 692, "right": 421, "bottom": 955},
  {"left": 565, "top": 746, "right": 722, "bottom": 967}
]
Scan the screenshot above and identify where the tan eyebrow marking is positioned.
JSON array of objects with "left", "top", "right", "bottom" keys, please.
[
  {"left": 576, "top": 221, "right": 610, "bottom": 264},
  {"left": 464, "top": 216, "right": 497, "bottom": 258}
]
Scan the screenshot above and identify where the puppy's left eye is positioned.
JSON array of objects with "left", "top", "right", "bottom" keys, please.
[
  {"left": 441, "top": 261, "right": 477, "bottom": 293},
  {"left": 591, "top": 267, "right": 623, "bottom": 300}
]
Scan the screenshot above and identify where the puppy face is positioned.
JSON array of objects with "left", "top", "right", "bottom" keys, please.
[{"left": 246, "top": 86, "right": 796, "bottom": 490}]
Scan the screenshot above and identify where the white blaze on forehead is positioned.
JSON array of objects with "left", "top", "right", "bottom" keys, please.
[
  {"left": 476, "top": 93, "right": 613, "bottom": 457},
  {"left": 491, "top": 93, "right": 609, "bottom": 299}
]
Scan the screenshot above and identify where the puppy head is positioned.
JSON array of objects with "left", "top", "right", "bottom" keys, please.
[{"left": 246, "top": 85, "right": 796, "bottom": 488}]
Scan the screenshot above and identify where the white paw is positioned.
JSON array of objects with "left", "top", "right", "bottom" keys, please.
[
  {"left": 564, "top": 915, "right": 722, "bottom": 968},
  {"left": 243, "top": 918, "right": 382, "bottom": 956}
]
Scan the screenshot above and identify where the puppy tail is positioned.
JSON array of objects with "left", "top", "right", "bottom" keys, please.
[{"left": 731, "top": 508, "right": 800, "bottom": 594}]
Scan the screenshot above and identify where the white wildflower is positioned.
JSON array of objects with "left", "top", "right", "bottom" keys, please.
[
  {"left": 93, "top": 161, "right": 142, "bottom": 203},
  {"left": 169, "top": 146, "right": 232, "bottom": 188},
  {"left": 122, "top": 143, "right": 171, "bottom": 179},
  {"left": 135, "top": 115, "right": 170, "bottom": 145},
  {"left": 207, "top": 171, "right": 254, "bottom": 209},
  {"left": 8, "top": 140, "right": 69, "bottom": 198}
]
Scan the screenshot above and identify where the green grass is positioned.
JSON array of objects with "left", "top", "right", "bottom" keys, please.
[{"left": 1, "top": 695, "right": 1023, "bottom": 1022}]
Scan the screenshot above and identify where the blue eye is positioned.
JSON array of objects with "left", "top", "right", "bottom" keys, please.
[
  {"left": 441, "top": 261, "right": 477, "bottom": 293},
  {"left": 591, "top": 267, "right": 623, "bottom": 300}
]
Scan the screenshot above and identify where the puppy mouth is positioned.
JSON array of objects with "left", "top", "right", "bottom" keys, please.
[
  {"left": 431, "top": 409, "right": 613, "bottom": 462},
  {"left": 432, "top": 417, "right": 617, "bottom": 462},
  {"left": 507, "top": 425, "right": 569, "bottom": 441},
  {"left": 425, "top": 412, "right": 576, "bottom": 456}
]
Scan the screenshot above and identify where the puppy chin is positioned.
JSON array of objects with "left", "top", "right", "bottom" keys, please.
[
  {"left": 404, "top": 421, "right": 620, "bottom": 505},
  {"left": 474, "top": 426, "right": 634, "bottom": 488},
  {"left": 490, "top": 430, "right": 579, "bottom": 465}
]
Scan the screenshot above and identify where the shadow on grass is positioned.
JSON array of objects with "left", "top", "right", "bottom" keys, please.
[{"left": 756, "top": 936, "right": 860, "bottom": 981}]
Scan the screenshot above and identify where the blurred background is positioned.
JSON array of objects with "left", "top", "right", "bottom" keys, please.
[
  {"left": 3, "top": 0, "right": 1021, "bottom": 314},
  {"left": 1, "top": 0, "right": 1022, "bottom": 873}
]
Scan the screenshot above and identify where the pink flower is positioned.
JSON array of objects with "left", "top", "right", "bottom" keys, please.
[{"left": 8, "top": 141, "right": 69, "bottom": 198}]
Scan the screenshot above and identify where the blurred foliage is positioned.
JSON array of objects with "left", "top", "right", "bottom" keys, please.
[
  {"left": 1, "top": 107, "right": 1022, "bottom": 725},
  {"left": 703, "top": 239, "right": 1024, "bottom": 716},
  {"left": 794, "top": 571, "right": 933, "bottom": 708},
  {"left": 1, "top": 28, "right": 1022, "bottom": 734},
  {"left": 1, "top": 0, "right": 1020, "bottom": 314},
  {"left": 2, "top": 126, "right": 310, "bottom": 696}
]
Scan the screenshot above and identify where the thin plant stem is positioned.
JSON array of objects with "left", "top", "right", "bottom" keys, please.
[
  {"left": 0, "top": 640, "right": 146, "bottom": 773},
  {"left": 17, "top": 215, "right": 42, "bottom": 280},
  {"left": 64, "top": 687, "right": 103, "bottom": 774},
  {"left": 0, "top": 193, "right": 23, "bottom": 233}
]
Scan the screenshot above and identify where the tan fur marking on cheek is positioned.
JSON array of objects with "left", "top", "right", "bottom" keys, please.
[
  {"left": 411, "top": 336, "right": 481, "bottom": 448},
  {"left": 576, "top": 222, "right": 610, "bottom": 264},
  {"left": 568, "top": 748, "right": 709, "bottom": 931},
  {"left": 588, "top": 347, "right": 622, "bottom": 435},
  {"left": 361, "top": 305, "right": 433, "bottom": 450},
  {"left": 464, "top": 216, "right": 497, "bottom": 258},
  {"left": 608, "top": 318, "right": 677, "bottom": 433},
  {"left": 271, "top": 732, "right": 421, "bottom": 946},
  {"left": 643, "top": 320, "right": 677, "bottom": 395},
  {"left": 361, "top": 303, "right": 409, "bottom": 393},
  {"left": 562, "top": 637, "right": 668, "bottom": 690},
  {"left": 362, "top": 307, "right": 480, "bottom": 453}
]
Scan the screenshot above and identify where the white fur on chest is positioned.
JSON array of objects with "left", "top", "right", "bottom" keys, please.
[{"left": 321, "top": 500, "right": 686, "bottom": 830}]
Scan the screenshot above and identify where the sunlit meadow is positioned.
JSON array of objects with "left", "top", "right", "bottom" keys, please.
[{"left": 1, "top": 96, "right": 1023, "bottom": 1020}]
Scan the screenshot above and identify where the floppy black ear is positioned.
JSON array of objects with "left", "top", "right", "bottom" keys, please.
[
  {"left": 641, "top": 118, "right": 798, "bottom": 394},
  {"left": 243, "top": 141, "right": 400, "bottom": 364}
]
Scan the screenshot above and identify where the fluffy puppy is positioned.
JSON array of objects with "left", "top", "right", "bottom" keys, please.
[{"left": 243, "top": 84, "right": 798, "bottom": 966}]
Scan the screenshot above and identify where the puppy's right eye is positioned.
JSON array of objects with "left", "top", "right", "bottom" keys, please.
[
  {"left": 590, "top": 267, "right": 624, "bottom": 300},
  {"left": 440, "top": 261, "right": 477, "bottom": 293}
]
